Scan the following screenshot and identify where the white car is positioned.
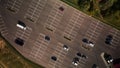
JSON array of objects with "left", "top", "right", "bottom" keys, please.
[
  {"left": 82, "top": 38, "right": 95, "bottom": 47},
  {"left": 72, "top": 57, "right": 79, "bottom": 66},
  {"left": 89, "top": 42, "right": 95, "bottom": 47},
  {"left": 16, "top": 21, "right": 26, "bottom": 30},
  {"left": 63, "top": 45, "right": 69, "bottom": 51},
  {"left": 72, "top": 61, "right": 78, "bottom": 66}
]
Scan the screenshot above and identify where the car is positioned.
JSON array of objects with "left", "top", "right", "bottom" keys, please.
[
  {"left": 82, "top": 38, "right": 95, "bottom": 47},
  {"left": 76, "top": 52, "right": 88, "bottom": 59},
  {"left": 105, "top": 35, "right": 113, "bottom": 45},
  {"left": 45, "top": 36, "right": 50, "bottom": 41},
  {"left": 16, "top": 20, "right": 26, "bottom": 30},
  {"left": 101, "top": 52, "right": 113, "bottom": 65},
  {"left": 63, "top": 45, "right": 69, "bottom": 51},
  {"left": 72, "top": 57, "right": 79, "bottom": 66},
  {"left": 59, "top": 7, "right": 64, "bottom": 11},
  {"left": 88, "top": 41, "right": 95, "bottom": 47},
  {"left": 81, "top": 54, "right": 88, "bottom": 59},
  {"left": 82, "top": 38, "right": 88, "bottom": 43},
  {"left": 76, "top": 52, "right": 82, "bottom": 57},
  {"left": 92, "top": 64, "right": 99, "bottom": 68},
  {"left": 51, "top": 56, "right": 57, "bottom": 61},
  {"left": 15, "top": 38, "right": 24, "bottom": 46},
  {"left": 104, "top": 53, "right": 113, "bottom": 63}
]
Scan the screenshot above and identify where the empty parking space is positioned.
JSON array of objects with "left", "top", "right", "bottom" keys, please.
[
  {"left": 24, "top": 0, "right": 47, "bottom": 23},
  {"left": 48, "top": 42, "right": 69, "bottom": 68},
  {"left": 0, "top": 15, "right": 8, "bottom": 36},
  {"left": 82, "top": 21, "right": 106, "bottom": 50},
  {"left": 45, "top": 2, "right": 66, "bottom": 32},
  {"left": 107, "top": 28, "right": 120, "bottom": 49},
  {"left": 6, "top": 0, "right": 23, "bottom": 13},
  {"left": 85, "top": 21, "right": 106, "bottom": 41},
  {"left": 14, "top": 26, "right": 32, "bottom": 43},
  {"left": 29, "top": 33, "right": 50, "bottom": 60},
  {"left": 63, "top": 10, "right": 83, "bottom": 41}
]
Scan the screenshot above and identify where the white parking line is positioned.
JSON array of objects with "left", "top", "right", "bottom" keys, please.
[
  {"left": 0, "top": 16, "right": 8, "bottom": 36},
  {"left": 25, "top": 0, "right": 47, "bottom": 23},
  {"left": 15, "top": 26, "right": 32, "bottom": 42},
  {"left": 48, "top": 42, "right": 68, "bottom": 68},
  {"left": 85, "top": 22, "right": 101, "bottom": 42},
  {"left": 107, "top": 29, "right": 120, "bottom": 47},
  {"left": 6, "top": 0, "right": 23, "bottom": 13},
  {"left": 45, "top": 2, "right": 65, "bottom": 32},
  {"left": 63, "top": 10, "right": 82, "bottom": 40},
  {"left": 29, "top": 33, "right": 49, "bottom": 60}
]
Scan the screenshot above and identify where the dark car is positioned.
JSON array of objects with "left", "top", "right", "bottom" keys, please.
[
  {"left": 51, "top": 56, "right": 57, "bottom": 61},
  {"left": 76, "top": 52, "right": 82, "bottom": 57},
  {"left": 15, "top": 38, "right": 24, "bottom": 46},
  {"left": 81, "top": 54, "right": 88, "bottom": 59},
  {"left": 59, "top": 7, "right": 64, "bottom": 11},
  {"left": 104, "top": 53, "right": 113, "bottom": 64},
  {"left": 82, "top": 38, "right": 88, "bottom": 43},
  {"left": 45, "top": 36, "right": 50, "bottom": 41},
  {"left": 105, "top": 35, "right": 113, "bottom": 45},
  {"left": 92, "top": 64, "right": 98, "bottom": 68}
]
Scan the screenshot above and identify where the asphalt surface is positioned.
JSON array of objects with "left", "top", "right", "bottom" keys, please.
[{"left": 0, "top": 0, "right": 120, "bottom": 68}]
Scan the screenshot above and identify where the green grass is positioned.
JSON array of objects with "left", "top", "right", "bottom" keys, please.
[
  {"left": 0, "top": 34, "right": 44, "bottom": 68},
  {"left": 61, "top": 0, "right": 120, "bottom": 30}
]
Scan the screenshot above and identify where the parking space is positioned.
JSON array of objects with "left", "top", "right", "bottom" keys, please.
[
  {"left": 108, "top": 28, "right": 120, "bottom": 49},
  {"left": 63, "top": 10, "right": 83, "bottom": 41},
  {"left": 45, "top": 2, "right": 66, "bottom": 32},
  {"left": 0, "top": 15, "right": 8, "bottom": 36},
  {"left": 29, "top": 33, "right": 49, "bottom": 60},
  {"left": 14, "top": 26, "right": 32, "bottom": 43},
  {"left": 85, "top": 22, "right": 99, "bottom": 41},
  {"left": 48, "top": 42, "right": 68, "bottom": 68},
  {"left": 6, "top": 0, "right": 23, "bottom": 13},
  {"left": 24, "top": 0, "right": 47, "bottom": 23},
  {"left": 81, "top": 21, "right": 106, "bottom": 50}
]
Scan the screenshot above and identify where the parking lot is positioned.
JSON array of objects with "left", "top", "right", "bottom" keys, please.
[{"left": 0, "top": 0, "right": 120, "bottom": 68}]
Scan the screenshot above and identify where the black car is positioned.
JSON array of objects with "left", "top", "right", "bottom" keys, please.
[
  {"left": 105, "top": 35, "right": 113, "bottom": 45},
  {"left": 15, "top": 38, "right": 24, "bottom": 46},
  {"left": 82, "top": 38, "right": 88, "bottom": 43},
  {"left": 59, "top": 7, "right": 64, "bottom": 11},
  {"left": 45, "top": 36, "right": 50, "bottom": 41},
  {"left": 104, "top": 53, "right": 113, "bottom": 64},
  {"left": 92, "top": 64, "right": 98, "bottom": 68},
  {"left": 51, "top": 56, "right": 57, "bottom": 61},
  {"left": 76, "top": 52, "right": 82, "bottom": 57}
]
